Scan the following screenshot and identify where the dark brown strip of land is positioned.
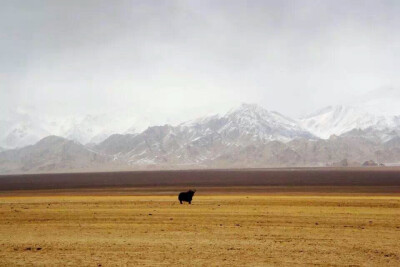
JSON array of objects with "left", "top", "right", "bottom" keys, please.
[{"left": 0, "top": 167, "right": 400, "bottom": 191}]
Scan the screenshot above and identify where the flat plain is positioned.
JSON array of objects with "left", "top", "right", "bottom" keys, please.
[{"left": 0, "top": 186, "right": 399, "bottom": 266}]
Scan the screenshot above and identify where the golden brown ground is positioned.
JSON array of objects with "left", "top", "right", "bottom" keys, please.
[{"left": 0, "top": 187, "right": 399, "bottom": 266}]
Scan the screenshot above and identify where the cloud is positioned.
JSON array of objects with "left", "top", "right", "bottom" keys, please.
[{"left": 1, "top": 0, "right": 399, "bottom": 122}]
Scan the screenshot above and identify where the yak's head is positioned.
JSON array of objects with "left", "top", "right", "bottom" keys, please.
[{"left": 188, "top": 189, "right": 196, "bottom": 196}]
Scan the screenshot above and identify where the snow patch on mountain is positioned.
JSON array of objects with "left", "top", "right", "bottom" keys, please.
[
  {"left": 0, "top": 111, "right": 50, "bottom": 149},
  {"left": 94, "top": 103, "right": 317, "bottom": 167},
  {"left": 299, "top": 105, "right": 399, "bottom": 139},
  {"left": 0, "top": 109, "right": 146, "bottom": 148},
  {"left": 221, "top": 103, "right": 314, "bottom": 142},
  {"left": 5, "top": 101, "right": 400, "bottom": 150}
]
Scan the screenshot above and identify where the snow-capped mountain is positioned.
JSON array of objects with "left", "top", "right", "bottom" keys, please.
[
  {"left": 0, "top": 110, "right": 142, "bottom": 149},
  {"left": 94, "top": 103, "right": 316, "bottom": 165},
  {"left": 46, "top": 114, "right": 138, "bottom": 145},
  {"left": 181, "top": 103, "right": 314, "bottom": 143},
  {"left": 299, "top": 105, "right": 400, "bottom": 139},
  {"left": 0, "top": 111, "right": 50, "bottom": 149}
]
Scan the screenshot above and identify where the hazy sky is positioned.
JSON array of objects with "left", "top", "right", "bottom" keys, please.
[{"left": 1, "top": 0, "right": 400, "bottom": 124}]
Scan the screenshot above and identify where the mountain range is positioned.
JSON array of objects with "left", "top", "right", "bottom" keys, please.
[{"left": 1, "top": 103, "right": 400, "bottom": 174}]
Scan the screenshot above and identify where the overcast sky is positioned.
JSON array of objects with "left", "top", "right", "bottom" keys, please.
[{"left": 1, "top": 0, "right": 400, "bottom": 124}]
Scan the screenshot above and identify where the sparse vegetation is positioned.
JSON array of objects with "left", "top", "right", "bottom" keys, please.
[{"left": 0, "top": 188, "right": 399, "bottom": 266}]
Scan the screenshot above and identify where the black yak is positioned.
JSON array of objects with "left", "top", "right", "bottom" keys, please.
[{"left": 178, "top": 189, "right": 196, "bottom": 204}]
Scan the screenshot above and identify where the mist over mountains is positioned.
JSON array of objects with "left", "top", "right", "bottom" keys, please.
[{"left": 1, "top": 103, "right": 400, "bottom": 174}]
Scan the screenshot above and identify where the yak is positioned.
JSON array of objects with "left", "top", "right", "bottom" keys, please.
[{"left": 178, "top": 189, "right": 196, "bottom": 204}]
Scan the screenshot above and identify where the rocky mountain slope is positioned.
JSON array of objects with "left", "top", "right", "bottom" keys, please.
[{"left": 0, "top": 136, "right": 110, "bottom": 173}]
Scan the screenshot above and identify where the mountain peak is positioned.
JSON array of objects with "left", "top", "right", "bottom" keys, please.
[
  {"left": 36, "top": 135, "right": 70, "bottom": 146},
  {"left": 226, "top": 103, "right": 297, "bottom": 127},
  {"left": 228, "top": 103, "right": 267, "bottom": 115},
  {"left": 218, "top": 103, "right": 314, "bottom": 142}
]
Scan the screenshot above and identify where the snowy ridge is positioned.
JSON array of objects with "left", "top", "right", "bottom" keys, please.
[
  {"left": 299, "top": 105, "right": 400, "bottom": 139},
  {"left": 94, "top": 103, "right": 316, "bottom": 166},
  {"left": 0, "top": 111, "right": 50, "bottom": 149},
  {"left": 221, "top": 103, "right": 312, "bottom": 142},
  {"left": 0, "top": 110, "right": 142, "bottom": 149}
]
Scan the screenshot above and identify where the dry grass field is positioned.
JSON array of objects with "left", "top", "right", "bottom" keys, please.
[{"left": 0, "top": 187, "right": 399, "bottom": 266}]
